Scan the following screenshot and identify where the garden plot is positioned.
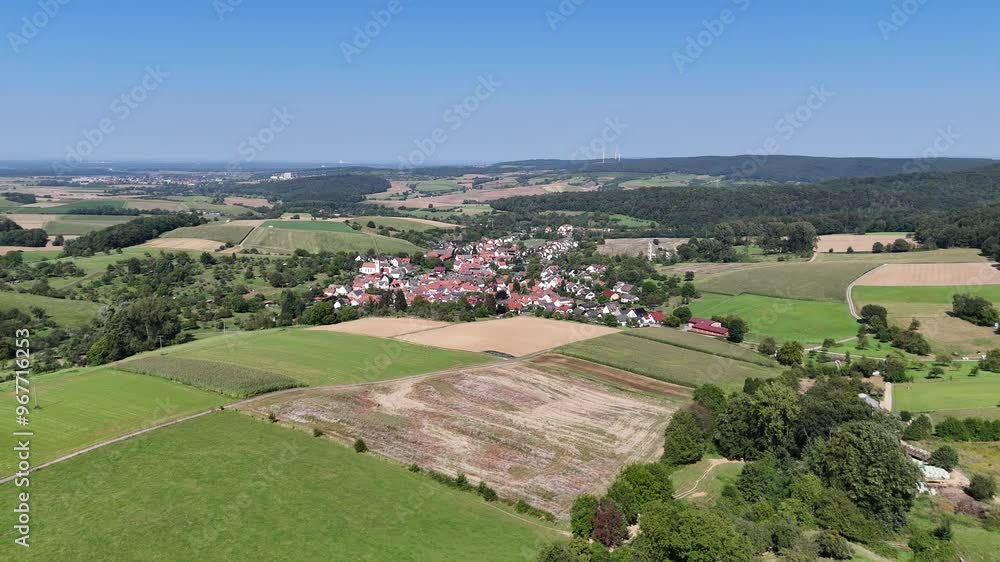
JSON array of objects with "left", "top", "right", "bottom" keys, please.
[
  {"left": 240, "top": 361, "right": 680, "bottom": 518},
  {"left": 395, "top": 316, "right": 617, "bottom": 356}
]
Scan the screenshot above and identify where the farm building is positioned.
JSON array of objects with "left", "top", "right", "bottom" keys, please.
[{"left": 687, "top": 317, "right": 729, "bottom": 338}]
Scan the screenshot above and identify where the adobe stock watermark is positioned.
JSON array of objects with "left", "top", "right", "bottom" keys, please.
[
  {"left": 902, "top": 127, "right": 959, "bottom": 173},
  {"left": 340, "top": 0, "right": 406, "bottom": 63},
  {"left": 673, "top": 0, "right": 751, "bottom": 73},
  {"left": 546, "top": 0, "right": 588, "bottom": 31},
  {"left": 226, "top": 107, "right": 296, "bottom": 172},
  {"left": 569, "top": 118, "right": 628, "bottom": 160},
  {"left": 737, "top": 84, "right": 834, "bottom": 177},
  {"left": 398, "top": 75, "right": 500, "bottom": 169},
  {"left": 7, "top": 0, "right": 72, "bottom": 54},
  {"left": 214, "top": 0, "right": 245, "bottom": 22},
  {"left": 878, "top": 0, "right": 929, "bottom": 41},
  {"left": 53, "top": 65, "right": 169, "bottom": 173}
]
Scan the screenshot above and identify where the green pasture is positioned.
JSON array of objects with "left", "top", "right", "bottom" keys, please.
[{"left": 689, "top": 293, "right": 858, "bottom": 345}]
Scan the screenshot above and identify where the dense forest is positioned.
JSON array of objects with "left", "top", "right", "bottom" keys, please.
[
  {"left": 208, "top": 172, "right": 390, "bottom": 209},
  {"left": 490, "top": 164, "right": 1000, "bottom": 236},
  {"left": 63, "top": 214, "right": 205, "bottom": 256},
  {"left": 0, "top": 217, "right": 48, "bottom": 246},
  {"left": 415, "top": 155, "right": 994, "bottom": 183}
]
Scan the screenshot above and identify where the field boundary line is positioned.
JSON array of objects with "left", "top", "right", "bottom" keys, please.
[{"left": 846, "top": 264, "right": 887, "bottom": 319}]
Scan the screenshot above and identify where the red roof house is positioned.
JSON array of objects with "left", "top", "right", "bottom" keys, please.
[{"left": 688, "top": 317, "right": 729, "bottom": 338}]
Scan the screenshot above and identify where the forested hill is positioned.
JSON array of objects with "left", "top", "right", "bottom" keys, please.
[
  {"left": 215, "top": 172, "right": 389, "bottom": 207},
  {"left": 489, "top": 155, "right": 995, "bottom": 183},
  {"left": 489, "top": 164, "right": 1000, "bottom": 236}
]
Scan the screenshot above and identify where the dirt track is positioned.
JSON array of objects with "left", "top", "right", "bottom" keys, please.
[{"left": 529, "top": 354, "right": 692, "bottom": 398}]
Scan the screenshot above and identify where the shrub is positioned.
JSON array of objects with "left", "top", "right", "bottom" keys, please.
[
  {"left": 903, "top": 414, "right": 932, "bottom": 441},
  {"left": 928, "top": 446, "right": 959, "bottom": 471},
  {"left": 454, "top": 472, "right": 472, "bottom": 490},
  {"left": 353, "top": 438, "right": 368, "bottom": 453},
  {"left": 515, "top": 499, "right": 556, "bottom": 522},
  {"left": 661, "top": 410, "right": 706, "bottom": 465},
  {"left": 757, "top": 337, "right": 778, "bottom": 356},
  {"left": 966, "top": 474, "right": 996, "bottom": 501},
  {"left": 570, "top": 495, "right": 600, "bottom": 538},
  {"left": 311, "top": 428, "right": 323, "bottom": 437},
  {"left": 815, "top": 531, "right": 852, "bottom": 560},
  {"left": 476, "top": 481, "right": 497, "bottom": 502},
  {"left": 606, "top": 463, "right": 674, "bottom": 524},
  {"left": 407, "top": 463, "right": 421, "bottom": 473},
  {"left": 591, "top": 498, "right": 627, "bottom": 548},
  {"left": 267, "top": 412, "right": 277, "bottom": 423}
]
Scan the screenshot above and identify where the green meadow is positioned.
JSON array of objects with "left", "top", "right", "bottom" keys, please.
[
  {"left": 689, "top": 293, "right": 858, "bottom": 345},
  {"left": 242, "top": 226, "right": 422, "bottom": 255},
  {"left": 0, "top": 368, "right": 225, "bottom": 474},
  {"left": 622, "top": 327, "right": 777, "bottom": 367},
  {"left": 696, "top": 261, "right": 876, "bottom": 302},
  {"left": 14, "top": 199, "right": 128, "bottom": 214},
  {"left": 893, "top": 375, "right": 1000, "bottom": 420},
  {"left": 149, "top": 328, "right": 493, "bottom": 387},
  {"left": 0, "top": 412, "right": 557, "bottom": 561},
  {"left": 41, "top": 215, "right": 134, "bottom": 235},
  {"left": 558, "top": 332, "right": 780, "bottom": 391},
  {"left": 162, "top": 223, "right": 256, "bottom": 244},
  {"left": 0, "top": 293, "right": 102, "bottom": 326},
  {"left": 260, "top": 220, "right": 355, "bottom": 232}
]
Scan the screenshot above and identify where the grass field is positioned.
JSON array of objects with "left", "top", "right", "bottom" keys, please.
[
  {"left": 689, "top": 293, "right": 859, "bottom": 344},
  {"left": 242, "top": 226, "right": 422, "bottom": 255},
  {"left": 671, "top": 458, "right": 743, "bottom": 506},
  {"left": 14, "top": 199, "right": 128, "bottom": 214},
  {"left": 920, "top": 439, "right": 1000, "bottom": 482},
  {"left": 0, "top": 368, "right": 225, "bottom": 474},
  {"left": 162, "top": 223, "right": 255, "bottom": 245},
  {"left": 260, "top": 220, "right": 354, "bottom": 232},
  {"left": 0, "top": 293, "right": 102, "bottom": 326},
  {"left": 622, "top": 328, "right": 777, "bottom": 367},
  {"left": 908, "top": 498, "right": 999, "bottom": 562},
  {"left": 0, "top": 411, "right": 557, "bottom": 560},
  {"left": 151, "top": 328, "right": 494, "bottom": 386},
  {"left": 411, "top": 179, "right": 464, "bottom": 193},
  {"left": 893, "top": 375, "right": 1000, "bottom": 420},
  {"left": 117, "top": 356, "right": 302, "bottom": 398},
  {"left": 696, "top": 261, "right": 876, "bottom": 302},
  {"left": 609, "top": 214, "right": 657, "bottom": 228},
  {"left": 853, "top": 285, "right": 1000, "bottom": 355},
  {"left": 349, "top": 216, "right": 459, "bottom": 231},
  {"left": 558, "top": 333, "right": 780, "bottom": 391},
  {"left": 42, "top": 215, "right": 134, "bottom": 235}
]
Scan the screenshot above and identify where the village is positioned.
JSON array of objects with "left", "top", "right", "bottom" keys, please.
[{"left": 314, "top": 223, "right": 729, "bottom": 337}]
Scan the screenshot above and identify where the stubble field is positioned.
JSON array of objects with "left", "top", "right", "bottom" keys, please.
[
  {"left": 240, "top": 360, "right": 682, "bottom": 518},
  {"left": 395, "top": 316, "right": 618, "bottom": 356}
]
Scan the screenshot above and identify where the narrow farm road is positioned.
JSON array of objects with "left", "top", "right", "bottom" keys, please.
[
  {"left": 674, "top": 459, "right": 742, "bottom": 500},
  {"left": 846, "top": 264, "right": 886, "bottom": 319}
]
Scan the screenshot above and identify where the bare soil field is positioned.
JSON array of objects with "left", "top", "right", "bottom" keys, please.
[
  {"left": 224, "top": 196, "right": 272, "bottom": 208},
  {"left": 598, "top": 238, "right": 686, "bottom": 258},
  {"left": 855, "top": 263, "right": 1000, "bottom": 286},
  {"left": 307, "top": 317, "right": 452, "bottom": 338},
  {"left": 240, "top": 361, "right": 681, "bottom": 517},
  {"left": 141, "top": 238, "right": 224, "bottom": 251},
  {"left": 395, "top": 316, "right": 617, "bottom": 356},
  {"left": 817, "top": 234, "right": 912, "bottom": 253},
  {"left": 5, "top": 213, "right": 59, "bottom": 229}
]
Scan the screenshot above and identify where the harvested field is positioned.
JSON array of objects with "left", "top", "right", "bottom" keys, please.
[
  {"left": 817, "top": 233, "right": 912, "bottom": 253},
  {"left": 0, "top": 244, "right": 62, "bottom": 255},
  {"left": 125, "top": 199, "right": 187, "bottom": 211},
  {"left": 142, "top": 238, "right": 224, "bottom": 251},
  {"left": 224, "top": 196, "right": 272, "bottom": 208},
  {"left": 396, "top": 316, "right": 617, "bottom": 356},
  {"left": 240, "top": 361, "right": 682, "bottom": 517},
  {"left": 597, "top": 238, "right": 686, "bottom": 258},
  {"left": 162, "top": 223, "right": 256, "bottom": 245},
  {"left": 697, "top": 261, "right": 877, "bottom": 302},
  {"left": 308, "top": 317, "right": 452, "bottom": 338},
  {"left": 4, "top": 213, "right": 59, "bottom": 229},
  {"left": 855, "top": 263, "right": 1000, "bottom": 286}
]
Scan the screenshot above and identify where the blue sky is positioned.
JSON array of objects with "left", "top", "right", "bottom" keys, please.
[{"left": 1, "top": 0, "right": 997, "bottom": 164}]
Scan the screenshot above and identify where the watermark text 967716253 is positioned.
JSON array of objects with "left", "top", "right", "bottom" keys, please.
[{"left": 11, "top": 329, "right": 33, "bottom": 548}]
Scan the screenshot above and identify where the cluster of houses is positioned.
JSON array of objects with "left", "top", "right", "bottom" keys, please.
[{"left": 311, "top": 226, "right": 729, "bottom": 337}]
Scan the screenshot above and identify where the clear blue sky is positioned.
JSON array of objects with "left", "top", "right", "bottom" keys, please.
[{"left": 2, "top": 0, "right": 997, "bottom": 164}]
